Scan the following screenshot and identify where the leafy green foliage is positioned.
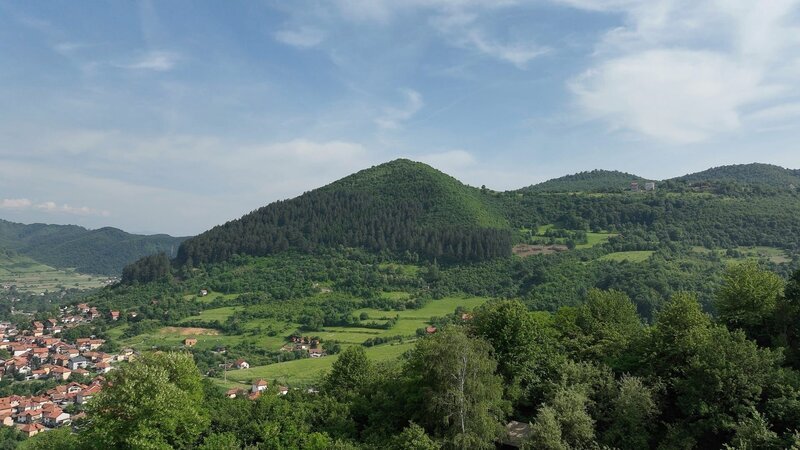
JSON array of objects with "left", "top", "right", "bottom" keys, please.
[
  {"left": 404, "top": 327, "right": 508, "bottom": 449},
  {"left": 715, "top": 262, "right": 784, "bottom": 343},
  {"left": 82, "top": 352, "right": 209, "bottom": 449}
]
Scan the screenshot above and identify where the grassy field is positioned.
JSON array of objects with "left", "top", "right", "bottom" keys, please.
[
  {"left": 0, "top": 253, "right": 108, "bottom": 293},
  {"left": 221, "top": 341, "right": 416, "bottom": 387},
  {"left": 118, "top": 319, "right": 295, "bottom": 352},
  {"left": 183, "top": 292, "right": 240, "bottom": 305},
  {"left": 123, "top": 295, "right": 490, "bottom": 352},
  {"left": 576, "top": 231, "right": 618, "bottom": 249},
  {"left": 525, "top": 224, "right": 616, "bottom": 250},
  {"left": 600, "top": 251, "right": 655, "bottom": 262},
  {"left": 353, "top": 295, "right": 487, "bottom": 320},
  {"left": 179, "top": 306, "right": 241, "bottom": 323}
]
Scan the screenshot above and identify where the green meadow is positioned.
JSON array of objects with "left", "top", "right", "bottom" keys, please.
[
  {"left": 221, "top": 341, "right": 416, "bottom": 387},
  {"left": 0, "top": 253, "right": 107, "bottom": 293}
]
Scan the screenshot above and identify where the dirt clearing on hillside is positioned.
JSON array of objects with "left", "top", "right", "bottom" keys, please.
[
  {"left": 160, "top": 327, "right": 220, "bottom": 336},
  {"left": 512, "top": 244, "right": 569, "bottom": 257}
]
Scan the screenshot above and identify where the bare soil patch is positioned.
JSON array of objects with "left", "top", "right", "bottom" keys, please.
[
  {"left": 512, "top": 244, "right": 569, "bottom": 257},
  {"left": 160, "top": 327, "right": 220, "bottom": 336}
]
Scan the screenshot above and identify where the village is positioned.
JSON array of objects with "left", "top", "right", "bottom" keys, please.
[{"left": 0, "top": 302, "right": 133, "bottom": 438}]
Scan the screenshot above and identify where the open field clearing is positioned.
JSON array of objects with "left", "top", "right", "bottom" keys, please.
[
  {"left": 0, "top": 254, "right": 107, "bottom": 293},
  {"left": 600, "top": 251, "right": 655, "bottom": 263},
  {"left": 222, "top": 341, "right": 415, "bottom": 386},
  {"left": 576, "top": 231, "right": 617, "bottom": 249},
  {"left": 179, "top": 306, "right": 241, "bottom": 323}
]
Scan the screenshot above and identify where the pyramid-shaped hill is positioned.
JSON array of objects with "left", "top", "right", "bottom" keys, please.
[{"left": 176, "top": 159, "right": 511, "bottom": 266}]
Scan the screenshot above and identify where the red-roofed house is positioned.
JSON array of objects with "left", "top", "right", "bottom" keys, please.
[
  {"left": 43, "top": 408, "right": 70, "bottom": 428},
  {"left": 251, "top": 379, "right": 268, "bottom": 393},
  {"left": 235, "top": 359, "right": 250, "bottom": 369},
  {"left": 17, "top": 422, "right": 45, "bottom": 437}
]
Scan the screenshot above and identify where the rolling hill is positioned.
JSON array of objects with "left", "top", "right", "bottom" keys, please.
[
  {"left": 0, "top": 219, "right": 186, "bottom": 275},
  {"left": 673, "top": 163, "right": 800, "bottom": 188},
  {"left": 523, "top": 169, "right": 653, "bottom": 193},
  {"left": 175, "top": 159, "right": 511, "bottom": 268}
]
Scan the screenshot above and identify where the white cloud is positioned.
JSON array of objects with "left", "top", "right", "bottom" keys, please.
[
  {"left": 0, "top": 197, "right": 107, "bottom": 216},
  {"left": 34, "top": 201, "right": 110, "bottom": 217},
  {"left": 375, "top": 89, "right": 424, "bottom": 129},
  {"left": 746, "top": 103, "right": 800, "bottom": 123},
  {"left": 563, "top": 0, "right": 800, "bottom": 143},
  {"left": 570, "top": 49, "right": 766, "bottom": 143},
  {"left": 465, "top": 29, "right": 548, "bottom": 68},
  {"left": 332, "top": 0, "right": 519, "bottom": 23},
  {"left": 0, "top": 199, "right": 32, "bottom": 209},
  {"left": 120, "top": 50, "right": 180, "bottom": 71},
  {"left": 274, "top": 27, "right": 325, "bottom": 48}
]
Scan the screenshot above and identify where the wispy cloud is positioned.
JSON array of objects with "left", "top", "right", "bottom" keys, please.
[
  {"left": 0, "top": 198, "right": 108, "bottom": 216},
  {"left": 119, "top": 50, "right": 180, "bottom": 71},
  {"left": 0, "top": 199, "right": 32, "bottom": 209},
  {"left": 563, "top": 0, "right": 800, "bottom": 143},
  {"left": 464, "top": 29, "right": 549, "bottom": 68},
  {"left": 34, "top": 201, "right": 110, "bottom": 217},
  {"left": 274, "top": 26, "right": 325, "bottom": 48},
  {"left": 375, "top": 89, "right": 424, "bottom": 129}
]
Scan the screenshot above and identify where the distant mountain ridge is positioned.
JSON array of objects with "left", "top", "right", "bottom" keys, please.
[
  {"left": 0, "top": 219, "right": 186, "bottom": 275},
  {"left": 672, "top": 163, "right": 800, "bottom": 188},
  {"left": 523, "top": 169, "right": 654, "bottom": 193},
  {"left": 523, "top": 163, "right": 799, "bottom": 193}
]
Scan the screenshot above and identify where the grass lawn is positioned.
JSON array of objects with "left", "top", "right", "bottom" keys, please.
[
  {"left": 223, "top": 341, "right": 415, "bottom": 386},
  {"left": 379, "top": 291, "right": 411, "bottom": 300},
  {"left": 600, "top": 251, "right": 655, "bottom": 262},
  {"left": 378, "top": 263, "right": 420, "bottom": 277},
  {"left": 0, "top": 254, "right": 107, "bottom": 293},
  {"left": 525, "top": 224, "right": 615, "bottom": 250},
  {"left": 184, "top": 292, "right": 240, "bottom": 305},
  {"left": 179, "top": 306, "right": 241, "bottom": 323},
  {"left": 353, "top": 296, "right": 488, "bottom": 321},
  {"left": 576, "top": 231, "right": 618, "bottom": 249}
]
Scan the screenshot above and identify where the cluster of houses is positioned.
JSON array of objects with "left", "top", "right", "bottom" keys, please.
[
  {"left": 225, "top": 379, "right": 302, "bottom": 401},
  {"left": 0, "top": 378, "right": 105, "bottom": 437},
  {"left": 0, "top": 303, "right": 133, "bottom": 436},
  {"left": 280, "top": 336, "right": 326, "bottom": 358}
]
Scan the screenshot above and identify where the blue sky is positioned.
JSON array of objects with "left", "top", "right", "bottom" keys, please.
[{"left": 1, "top": 0, "right": 800, "bottom": 236}]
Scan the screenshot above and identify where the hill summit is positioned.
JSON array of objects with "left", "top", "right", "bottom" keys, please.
[
  {"left": 673, "top": 163, "right": 800, "bottom": 188},
  {"left": 175, "top": 159, "right": 511, "bottom": 267},
  {"left": 523, "top": 169, "right": 652, "bottom": 193}
]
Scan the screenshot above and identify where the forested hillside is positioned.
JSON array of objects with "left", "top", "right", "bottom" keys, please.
[
  {"left": 524, "top": 169, "right": 651, "bottom": 193},
  {"left": 0, "top": 219, "right": 185, "bottom": 275},
  {"left": 673, "top": 163, "right": 800, "bottom": 189},
  {"left": 176, "top": 159, "right": 511, "bottom": 267}
]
